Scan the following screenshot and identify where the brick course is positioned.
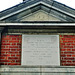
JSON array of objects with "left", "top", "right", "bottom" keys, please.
[
  {"left": 0, "top": 35, "right": 22, "bottom": 65},
  {"left": 60, "top": 35, "right": 75, "bottom": 66}
]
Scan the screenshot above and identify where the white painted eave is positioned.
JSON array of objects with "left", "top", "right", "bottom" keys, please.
[
  {"left": 41, "top": 2, "right": 75, "bottom": 18},
  {"left": 0, "top": 23, "right": 75, "bottom": 26},
  {"left": 0, "top": 2, "right": 41, "bottom": 20}
]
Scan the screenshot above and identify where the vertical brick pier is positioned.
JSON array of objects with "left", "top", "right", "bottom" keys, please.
[
  {"left": 0, "top": 35, "right": 22, "bottom": 65},
  {"left": 60, "top": 35, "right": 75, "bottom": 66}
]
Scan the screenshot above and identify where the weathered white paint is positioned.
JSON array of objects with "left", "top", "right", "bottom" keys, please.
[
  {"left": 21, "top": 10, "right": 60, "bottom": 21},
  {"left": 1, "top": 66, "right": 75, "bottom": 75},
  {"left": 0, "top": 23, "right": 75, "bottom": 26}
]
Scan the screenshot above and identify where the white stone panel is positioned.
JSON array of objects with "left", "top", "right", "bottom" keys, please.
[{"left": 22, "top": 35, "right": 60, "bottom": 66}]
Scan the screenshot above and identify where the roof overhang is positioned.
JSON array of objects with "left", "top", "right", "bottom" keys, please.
[
  {"left": 0, "top": 0, "right": 75, "bottom": 22},
  {"left": 0, "top": 22, "right": 75, "bottom": 26},
  {"left": 0, "top": 22, "right": 75, "bottom": 34}
]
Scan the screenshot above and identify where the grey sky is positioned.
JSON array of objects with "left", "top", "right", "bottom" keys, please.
[{"left": 0, "top": 0, "right": 75, "bottom": 11}]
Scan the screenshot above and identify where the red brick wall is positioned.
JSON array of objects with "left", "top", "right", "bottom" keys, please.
[
  {"left": 0, "top": 35, "right": 22, "bottom": 65},
  {"left": 60, "top": 35, "right": 75, "bottom": 66},
  {"left": 0, "top": 35, "right": 75, "bottom": 66}
]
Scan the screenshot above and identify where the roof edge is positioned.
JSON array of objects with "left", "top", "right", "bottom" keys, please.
[
  {"left": 0, "top": 22, "right": 75, "bottom": 26},
  {"left": 0, "top": 0, "right": 75, "bottom": 21}
]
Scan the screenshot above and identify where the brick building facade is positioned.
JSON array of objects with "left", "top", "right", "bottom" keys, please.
[{"left": 0, "top": 0, "right": 75, "bottom": 66}]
